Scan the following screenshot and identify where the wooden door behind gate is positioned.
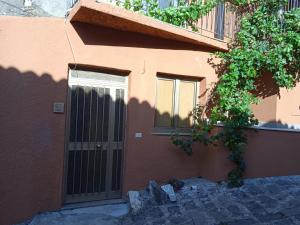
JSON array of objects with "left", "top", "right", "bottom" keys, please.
[{"left": 65, "top": 70, "right": 126, "bottom": 203}]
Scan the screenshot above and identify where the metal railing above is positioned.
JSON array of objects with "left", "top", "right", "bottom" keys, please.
[
  {"left": 196, "top": 0, "right": 300, "bottom": 41},
  {"left": 94, "top": 0, "right": 237, "bottom": 41},
  {"left": 71, "top": 0, "right": 299, "bottom": 41},
  {"left": 68, "top": 0, "right": 80, "bottom": 8},
  {"left": 196, "top": 3, "right": 236, "bottom": 41},
  {"left": 286, "top": 0, "right": 300, "bottom": 10}
]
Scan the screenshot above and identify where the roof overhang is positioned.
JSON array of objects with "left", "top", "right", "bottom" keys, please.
[{"left": 68, "top": 0, "right": 228, "bottom": 51}]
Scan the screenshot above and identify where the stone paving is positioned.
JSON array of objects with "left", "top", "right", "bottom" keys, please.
[
  {"left": 18, "top": 176, "right": 300, "bottom": 225},
  {"left": 121, "top": 176, "right": 300, "bottom": 225},
  {"left": 18, "top": 203, "right": 130, "bottom": 225}
]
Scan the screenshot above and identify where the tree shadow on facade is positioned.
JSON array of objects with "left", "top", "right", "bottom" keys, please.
[
  {"left": 2, "top": 64, "right": 297, "bottom": 225},
  {"left": 0, "top": 65, "right": 204, "bottom": 225},
  {"left": 0, "top": 66, "right": 68, "bottom": 225},
  {"left": 258, "top": 120, "right": 297, "bottom": 130},
  {"left": 206, "top": 56, "right": 280, "bottom": 121}
]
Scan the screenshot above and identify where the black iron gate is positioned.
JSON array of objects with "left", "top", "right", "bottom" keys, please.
[{"left": 65, "top": 70, "right": 126, "bottom": 203}]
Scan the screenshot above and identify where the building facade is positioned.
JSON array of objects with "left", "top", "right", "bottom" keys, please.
[{"left": 0, "top": 0, "right": 300, "bottom": 224}]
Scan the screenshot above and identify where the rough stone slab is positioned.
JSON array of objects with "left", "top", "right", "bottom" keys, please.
[
  {"left": 161, "top": 184, "right": 177, "bottom": 202},
  {"left": 128, "top": 191, "right": 142, "bottom": 214},
  {"left": 148, "top": 180, "right": 169, "bottom": 205}
]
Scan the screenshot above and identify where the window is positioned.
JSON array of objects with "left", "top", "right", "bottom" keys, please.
[
  {"left": 158, "top": 0, "right": 179, "bottom": 9},
  {"left": 154, "top": 76, "right": 199, "bottom": 130}
]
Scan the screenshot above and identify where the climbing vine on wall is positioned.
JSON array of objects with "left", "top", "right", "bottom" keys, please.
[
  {"left": 119, "top": 0, "right": 300, "bottom": 186},
  {"left": 174, "top": 0, "right": 300, "bottom": 187}
]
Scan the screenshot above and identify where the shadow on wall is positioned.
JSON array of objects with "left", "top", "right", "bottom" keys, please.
[
  {"left": 1, "top": 65, "right": 299, "bottom": 225},
  {"left": 253, "top": 72, "right": 280, "bottom": 99},
  {"left": 71, "top": 22, "right": 219, "bottom": 52},
  {"left": 206, "top": 57, "right": 280, "bottom": 121},
  {"left": 0, "top": 65, "right": 208, "bottom": 225},
  {"left": 0, "top": 66, "right": 68, "bottom": 225},
  {"left": 259, "top": 120, "right": 297, "bottom": 130}
]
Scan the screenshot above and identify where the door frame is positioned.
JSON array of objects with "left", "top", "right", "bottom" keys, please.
[{"left": 62, "top": 69, "right": 128, "bottom": 204}]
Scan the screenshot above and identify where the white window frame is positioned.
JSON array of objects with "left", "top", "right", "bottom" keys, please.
[{"left": 154, "top": 76, "right": 200, "bottom": 134}]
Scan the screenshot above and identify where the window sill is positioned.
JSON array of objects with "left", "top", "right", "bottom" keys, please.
[{"left": 152, "top": 128, "right": 192, "bottom": 136}]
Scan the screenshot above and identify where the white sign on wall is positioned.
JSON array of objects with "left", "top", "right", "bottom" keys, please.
[{"left": 53, "top": 102, "right": 65, "bottom": 113}]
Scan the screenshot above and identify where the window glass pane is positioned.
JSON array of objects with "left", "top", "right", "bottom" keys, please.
[
  {"left": 159, "top": 0, "right": 177, "bottom": 9},
  {"left": 155, "top": 79, "right": 174, "bottom": 127},
  {"left": 178, "top": 81, "right": 196, "bottom": 128}
]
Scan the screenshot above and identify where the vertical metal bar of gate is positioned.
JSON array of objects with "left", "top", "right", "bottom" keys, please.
[{"left": 106, "top": 87, "right": 115, "bottom": 199}]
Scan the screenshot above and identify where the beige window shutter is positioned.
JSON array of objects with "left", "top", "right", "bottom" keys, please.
[{"left": 154, "top": 78, "right": 174, "bottom": 128}]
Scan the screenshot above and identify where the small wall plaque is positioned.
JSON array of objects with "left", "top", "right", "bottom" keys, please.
[
  {"left": 53, "top": 102, "right": 64, "bottom": 113},
  {"left": 135, "top": 132, "right": 142, "bottom": 138}
]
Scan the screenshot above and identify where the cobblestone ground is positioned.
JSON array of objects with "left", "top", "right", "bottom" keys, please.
[{"left": 121, "top": 176, "right": 300, "bottom": 225}]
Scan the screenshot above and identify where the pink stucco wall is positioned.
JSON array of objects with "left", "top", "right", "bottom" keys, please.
[
  {"left": 0, "top": 17, "right": 72, "bottom": 225},
  {"left": 276, "top": 84, "right": 300, "bottom": 125},
  {"left": 0, "top": 16, "right": 299, "bottom": 225}
]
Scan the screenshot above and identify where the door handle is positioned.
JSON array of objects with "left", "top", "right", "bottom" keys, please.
[{"left": 96, "top": 144, "right": 102, "bottom": 148}]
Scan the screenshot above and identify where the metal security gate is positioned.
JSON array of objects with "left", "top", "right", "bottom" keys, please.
[{"left": 64, "top": 69, "right": 127, "bottom": 203}]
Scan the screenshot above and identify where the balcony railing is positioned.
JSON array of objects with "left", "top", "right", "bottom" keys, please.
[
  {"left": 70, "top": 0, "right": 299, "bottom": 41},
  {"left": 286, "top": 0, "right": 300, "bottom": 10},
  {"left": 94, "top": 0, "right": 238, "bottom": 41},
  {"left": 195, "top": 3, "right": 237, "bottom": 41},
  {"left": 196, "top": 0, "right": 300, "bottom": 41}
]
